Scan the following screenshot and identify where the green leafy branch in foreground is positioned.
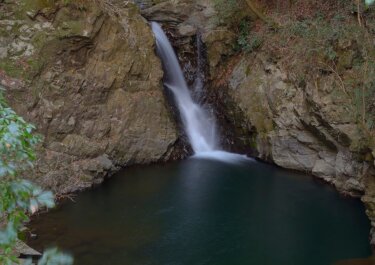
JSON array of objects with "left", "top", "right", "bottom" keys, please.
[{"left": 0, "top": 92, "right": 73, "bottom": 265}]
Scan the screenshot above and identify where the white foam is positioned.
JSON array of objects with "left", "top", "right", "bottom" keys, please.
[{"left": 191, "top": 151, "right": 254, "bottom": 164}]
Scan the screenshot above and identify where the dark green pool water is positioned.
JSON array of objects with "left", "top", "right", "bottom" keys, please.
[{"left": 28, "top": 158, "right": 372, "bottom": 265}]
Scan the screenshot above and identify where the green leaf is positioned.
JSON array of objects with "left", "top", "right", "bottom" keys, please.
[
  {"left": 38, "top": 248, "right": 74, "bottom": 265},
  {"left": 36, "top": 191, "right": 55, "bottom": 208},
  {"left": 0, "top": 222, "right": 17, "bottom": 245}
]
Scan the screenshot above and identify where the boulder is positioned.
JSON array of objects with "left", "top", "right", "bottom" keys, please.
[{"left": 0, "top": 0, "right": 179, "bottom": 194}]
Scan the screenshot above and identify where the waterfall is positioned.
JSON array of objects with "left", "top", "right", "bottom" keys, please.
[
  {"left": 151, "top": 22, "right": 250, "bottom": 162},
  {"left": 151, "top": 22, "right": 219, "bottom": 154}
]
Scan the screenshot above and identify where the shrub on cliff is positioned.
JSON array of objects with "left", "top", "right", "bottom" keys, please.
[{"left": 0, "top": 91, "right": 73, "bottom": 264}]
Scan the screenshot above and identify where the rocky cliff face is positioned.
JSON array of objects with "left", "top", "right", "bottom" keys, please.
[
  {"left": 2, "top": 0, "right": 375, "bottom": 245},
  {"left": 226, "top": 53, "right": 375, "bottom": 195},
  {"left": 0, "top": 0, "right": 178, "bottom": 193}
]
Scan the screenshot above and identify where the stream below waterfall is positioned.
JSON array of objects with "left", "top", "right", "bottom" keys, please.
[{"left": 28, "top": 158, "right": 371, "bottom": 265}]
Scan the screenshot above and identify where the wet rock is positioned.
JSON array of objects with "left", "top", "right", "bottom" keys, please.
[{"left": 178, "top": 23, "right": 197, "bottom": 36}]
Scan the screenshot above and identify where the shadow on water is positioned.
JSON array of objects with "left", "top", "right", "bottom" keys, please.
[
  {"left": 28, "top": 159, "right": 372, "bottom": 265},
  {"left": 334, "top": 256, "right": 375, "bottom": 265}
]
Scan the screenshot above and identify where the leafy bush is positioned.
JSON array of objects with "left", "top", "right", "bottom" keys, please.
[
  {"left": 0, "top": 91, "right": 73, "bottom": 265},
  {"left": 34, "top": 248, "right": 73, "bottom": 265},
  {"left": 235, "top": 20, "right": 263, "bottom": 53}
]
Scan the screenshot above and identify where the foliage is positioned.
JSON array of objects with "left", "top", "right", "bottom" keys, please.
[
  {"left": 212, "top": 0, "right": 247, "bottom": 26},
  {"left": 212, "top": 0, "right": 375, "bottom": 149},
  {"left": 243, "top": 0, "right": 375, "bottom": 150},
  {"left": 0, "top": 99, "right": 41, "bottom": 177},
  {"left": 284, "top": 18, "right": 375, "bottom": 130},
  {"left": 32, "top": 248, "right": 74, "bottom": 265},
  {"left": 0, "top": 92, "right": 73, "bottom": 265},
  {"left": 235, "top": 19, "right": 263, "bottom": 53}
]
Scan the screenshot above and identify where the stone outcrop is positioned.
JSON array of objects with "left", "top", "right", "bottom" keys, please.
[
  {"left": 0, "top": 0, "right": 178, "bottom": 193},
  {"left": 224, "top": 53, "right": 375, "bottom": 242}
]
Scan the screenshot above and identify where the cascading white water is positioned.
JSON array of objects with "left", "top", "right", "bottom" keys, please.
[
  {"left": 151, "top": 22, "right": 250, "bottom": 162},
  {"left": 151, "top": 22, "right": 219, "bottom": 154}
]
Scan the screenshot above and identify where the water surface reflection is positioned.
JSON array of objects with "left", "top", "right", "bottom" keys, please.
[{"left": 29, "top": 159, "right": 371, "bottom": 265}]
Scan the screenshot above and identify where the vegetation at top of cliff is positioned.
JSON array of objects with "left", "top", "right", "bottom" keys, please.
[
  {"left": 274, "top": 0, "right": 375, "bottom": 149},
  {"left": 0, "top": 92, "right": 73, "bottom": 264},
  {"left": 235, "top": 19, "right": 263, "bottom": 53},
  {"left": 212, "top": 0, "right": 244, "bottom": 26},
  {"left": 214, "top": 0, "right": 375, "bottom": 151},
  {"left": 0, "top": 0, "right": 90, "bottom": 82}
]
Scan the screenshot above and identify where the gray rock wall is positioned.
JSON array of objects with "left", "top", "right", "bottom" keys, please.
[
  {"left": 226, "top": 54, "right": 375, "bottom": 243},
  {"left": 1, "top": 0, "right": 178, "bottom": 193}
]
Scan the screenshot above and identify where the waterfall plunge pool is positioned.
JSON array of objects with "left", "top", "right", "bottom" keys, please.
[{"left": 28, "top": 158, "right": 371, "bottom": 265}]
